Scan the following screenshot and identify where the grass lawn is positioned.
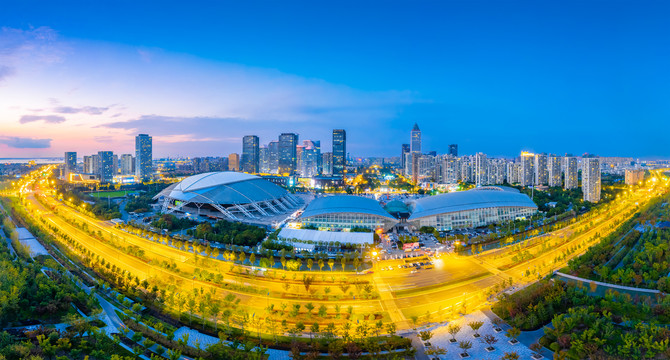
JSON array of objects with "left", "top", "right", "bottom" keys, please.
[{"left": 88, "top": 190, "right": 130, "bottom": 198}]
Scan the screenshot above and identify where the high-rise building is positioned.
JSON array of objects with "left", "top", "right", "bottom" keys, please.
[
  {"left": 259, "top": 145, "right": 270, "bottom": 173},
  {"left": 534, "top": 153, "right": 548, "bottom": 186},
  {"left": 506, "top": 161, "right": 520, "bottom": 184},
  {"left": 448, "top": 144, "right": 458, "bottom": 157},
  {"left": 563, "top": 157, "right": 578, "bottom": 189},
  {"left": 98, "top": 151, "right": 115, "bottom": 183},
  {"left": 120, "top": 154, "right": 134, "bottom": 175},
  {"left": 401, "top": 144, "right": 410, "bottom": 174},
  {"left": 241, "top": 135, "right": 260, "bottom": 173},
  {"left": 475, "top": 152, "right": 488, "bottom": 186},
  {"left": 411, "top": 123, "right": 421, "bottom": 154},
  {"left": 135, "top": 134, "right": 153, "bottom": 179},
  {"left": 322, "top": 152, "right": 333, "bottom": 176},
  {"left": 228, "top": 153, "right": 240, "bottom": 171},
  {"left": 301, "top": 140, "right": 321, "bottom": 177},
  {"left": 582, "top": 157, "right": 601, "bottom": 203},
  {"left": 83, "top": 155, "right": 93, "bottom": 174},
  {"left": 64, "top": 152, "right": 77, "bottom": 177},
  {"left": 332, "top": 129, "right": 346, "bottom": 176},
  {"left": 278, "top": 133, "right": 298, "bottom": 174},
  {"left": 548, "top": 155, "right": 562, "bottom": 187},
  {"left": 268, "top": 141, "right": 279, "bottom": 174},
  {"left": 520, "top": 152, "right": 535, "bottom": 186}
]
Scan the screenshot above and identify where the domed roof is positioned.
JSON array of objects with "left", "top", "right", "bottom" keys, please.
[
  {"left": 156, "top": 171, "right": 288, "bottom": 205},
  {"left": 300, "top": 195, "right": 397, "bottom": 220}
]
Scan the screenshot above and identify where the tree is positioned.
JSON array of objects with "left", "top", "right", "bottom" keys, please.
[
  {"left": 419, "top": 330, "right": 433, "bottom": 342},
  {"left": 385, "top": 322, "right": 397, "bottom": 336},
  {"left": 501, "top": 351, "right": 520, "bottom": 360},
  {"left": 458, "top": 340, "right": 472, "bottom": 356},
  {"left": 484, "top": 334, "right": 498, "bottom": 350},
  {"left": 530, "top": 342, "right": 543, "bottom": 357},
  {"left": 318, "top": 304, "right": 327, "bottom": 318},
  {"left": 328, "top": 258, "right": 335, "bottom": 271},
  {"left": 305, "top": 302, "right": 315, "bottom": 316},
  {"left": 468, "top": 320, "right": 484, "bottom": 337},
  {"left": 318, "top": 259, "right": 325, "bottom": 271},
  {"left": 307, "top": 258, "right": 314, "bottom": 271},
  {"left": 448, "top": 324, "right": 461, "bottom": 341},
  {"left": 507, "top": 327, "right": 521, "bottom": 343},
  {"left": 249, "top": 253, "right": 256, "bottom": 266}
]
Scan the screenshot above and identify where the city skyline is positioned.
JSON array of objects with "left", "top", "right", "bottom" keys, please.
[{"left": 1, "top": 1, "right": 670, "bottom": 159}]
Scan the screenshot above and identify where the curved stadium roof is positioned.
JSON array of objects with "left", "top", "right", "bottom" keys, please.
[
  {"left": 300, "top": 195, "right": 398, "bottom": 221},
  {"left": 408, "top": 187, "right": 537, "bottom": 220},
  {"left": 157, "top": 172, "right": 288, "bottom": 205}
]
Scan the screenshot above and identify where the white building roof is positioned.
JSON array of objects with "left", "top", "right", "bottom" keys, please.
[{"left": 278, "top": 228, "right": 373, "bottom": 245}]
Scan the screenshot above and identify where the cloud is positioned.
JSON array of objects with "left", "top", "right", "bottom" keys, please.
[
  {"left": 19, "top": 114, "right": 66, "bottom": 124},
  {"left": 53, "top": 106, "right": 109, "bottom": 115},
  {"left": 0, "top": 136, "right": 51, "bottom": 148},
  {"left": 0, "top": 65, "right": 14, "bottom": 82},
  {"left": 99, "top": 115, "right": 241, "bottom": 140}
]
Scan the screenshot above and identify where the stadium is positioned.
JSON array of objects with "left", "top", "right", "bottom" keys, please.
[
  {"left": 154, "top": 172, "right": 302, "bottom": 222},
  {"left": 297, "top": 195, "right": 399, "bottom": 231},
  {"left": 407, "top": 186, "right": 537, "bottom": 231}
]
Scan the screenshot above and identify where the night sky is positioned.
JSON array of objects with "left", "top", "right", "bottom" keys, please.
[{"left": 1, "top": 1, "right": 669, "bottom": 158}]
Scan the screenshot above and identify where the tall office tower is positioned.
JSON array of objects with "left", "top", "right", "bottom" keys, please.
[
  {"left": 459, "top": 155, "right": 474, "bottom": 183},
  {"left": 547, "top": 155, "right": 562, "bottom": 187},
  {"left": 475, "top": 152, "right": 488, "bottom": 186},
  {"left": 97, "top": 151, "right": 114, "bottom": 183},
  {"left": 520, "top": 152, "right": 535, "bottom": 186},
  {"left": 278, "top": 133, "right": 298, "bottom": 174},
  {"left": 410, "top": 153, "right": 420, "bottom": 183},
  {"left": 241, "top": 135, "right": 260, "bottom": 173},
  {"left": 534, "top": 153, "right": 548, "bottom": 185},
  {"left": 113, "top": 154, "right": 119, "bottom": 175},
  {"left": 268, "top": 141, "right": 279, "bottom": 173},
  {"left": 322, "top": 152, "right": 333, "bottom": 176},
  {"left": 448, "top": 144, "right": 458, "bottom": 157},
  {"left": 64, "top": 152, "right": 77, "bottom": 177},
  {"left": 401, "top": 144, "right": 410, "bottom": 174},
  {"left": 563, "top": 157, "right": 578, "bottom": 189},
  {"left": 332, "top": 129, "right": 346, "bottom": 176},
  {"left": 135, "top": 134, "right": 153, "bottom": 179},
  {"left": 259, "top": 145, "right": 270, "bottom": 173},
  {"left": 410, "top": 123, "right": 421, "bottom": 154},
  {"left": 582, "top": 157, "right": 601, "bottom": 203},
  {"left": 120, "top": 154, "right": 134, "bottom": 175},
  {"left": 301, "top": 140, "right": 321, "bottom": 177},
  {"left": 296, "top": 144, "right": 305, "bottom": 175},
  {"left": 228, "top": 153, "right": 240, "bottom": 171}
]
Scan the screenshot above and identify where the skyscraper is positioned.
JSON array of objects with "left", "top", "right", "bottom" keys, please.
[
  {"left": 259, "top": 145, "right": 270, "bottom": 173},
  {"left": 411, "top": 123, "right": 421, "bottom": 154},
  {"left": 332, "top": 129, "right": 346, "bottom": 176},
  {"left": 135, "top": 134, "right": 152, "bottom": 179},
  {"left": 401, "top": 144, "right": 410, "bottom": 174},
  {"left": 475, "top": 152, "right": 488, "bottom": 186},
  {"left": 520, "top": 152, "right": 535, "bottom": 186},
  {"left": 301, "top": 140, "right": 321, "bottom": 177},
  {"left": 120, "top": 154, "right": 134, "bottom": 175},
  {"left": 268, "top": 141, "right": 279, "bottom": 174},
  {"left": 448, "top": 144, "right": 458, "bottom": 157},
  {"left": 322, "top": 152, "right": 333, "bottom": 176},
  {"left": 563, "top": 157, "right": 578, "bottom": 189},
  {"left": 582, "top": 157, "right": 601, "bottom": 202},
  {"left": 278, "top": 133, "right": 298, "bottom": 175},
  {"left": 534, "top": 153, "right": 548, "bottom": 186},
  {"left": 228, "top": 153, "right": 240, "bottom": 171},
  {"left": 241, "top": 135, "right": 260, "bottom": 173},
  {"left": 547, "top": 155, "right": 562, "bottom": 187},
  {"left": 98, "top": 151, "right": 114, "bottom": 183},
  {"left": 64, "top": 152, "right": 76, "bottom": 177}
]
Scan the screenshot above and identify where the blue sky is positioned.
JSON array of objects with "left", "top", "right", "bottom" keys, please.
[{"left": 1, "top": 1, "right": 669, "bottom": 158}]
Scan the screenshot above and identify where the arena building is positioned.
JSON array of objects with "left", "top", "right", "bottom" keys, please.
[
  {"left": 407, "top": 186, "right": 537, "bottom": 231},
  {"left": 154, "top": 172, "right": 301, "bottom": 221},
  {"left": 297, "top": 195, "right": 399, "bottom": 231}
]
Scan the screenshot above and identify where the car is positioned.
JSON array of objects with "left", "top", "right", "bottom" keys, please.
[
  {"left": 397, "top": 265, "right": 402, "bottom": 269},
  {"left": 410, "top": 269, "right": 418, "bottom": 274}
]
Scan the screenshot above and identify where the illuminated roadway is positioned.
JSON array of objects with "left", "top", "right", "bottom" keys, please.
[{"left": 8, "top": 167, "right": 669, "bottom": 333}]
